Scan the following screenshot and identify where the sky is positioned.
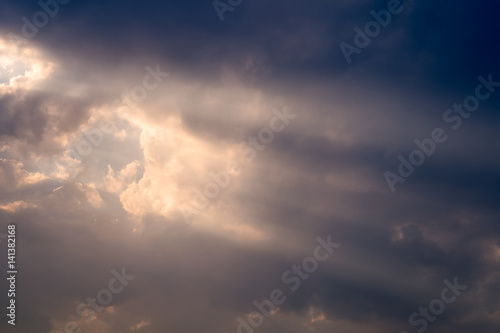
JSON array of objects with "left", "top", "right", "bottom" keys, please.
[{"left": 0, "top": 0, "right": 500, "bottom": 332}]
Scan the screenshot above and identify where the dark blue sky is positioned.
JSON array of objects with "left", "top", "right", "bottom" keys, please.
[{"left": 0, "top": 1, "right": 499, "bottom": 333}]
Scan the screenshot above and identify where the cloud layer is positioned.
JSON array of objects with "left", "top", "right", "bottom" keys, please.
[{"left": 0, "top": 0, "right": 500, "bottom": 332}]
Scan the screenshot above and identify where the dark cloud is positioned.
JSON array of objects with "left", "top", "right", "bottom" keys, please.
[{"left": 0, "top": 0, "right": 499, "bottom": 332}]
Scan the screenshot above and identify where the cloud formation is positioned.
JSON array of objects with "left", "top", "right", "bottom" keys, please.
[{"left": 0, "top": 0, "right": 500, "bottom": 332}]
